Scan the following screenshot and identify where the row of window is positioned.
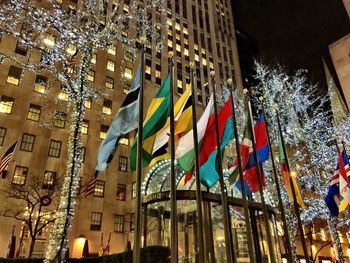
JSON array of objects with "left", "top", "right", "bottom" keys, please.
[
  {"left": 9, "top": 166, "right": 56, "bottom": 188},
  {"left": 91, "top": 212, "right": 134, "bottom": 233},
  {"left": 94, "top": 181, "right": 136, "bottom": 200}
]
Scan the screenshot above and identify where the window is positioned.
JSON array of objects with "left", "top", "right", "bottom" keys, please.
[
  {"left": 43, "top": 34, "right": 56, "bottom": 48},
  {"left": 6, "top": 66, "right": 22, "bottom": 85},
  {"left": 27, "top": 104, "right": 41, "bottom": 122},
  {"left": 114, "top": 215, "right": 124, "bottom": 233},
  {"left": 0, "top": 96, "right": 14, "bottom": 114},
  {"left": 81, "top": 147, "right": 86, "bottom": 163},
  {"left": 66, "top": 44, "right": 76, "bottom": 55},
  {"left": 116, "top": 184, "right": 126, "bottom": 201},
  {"left": 34, "top": 75, "right": 47, "bottom": 94},
  {"left": 100, "top": 125, "right": 108, "bottom": 139},
  {"left": 130, "top": 213, "right": 135, "bottom": 231},
  {"left": 119, "top": 135, "right": 129, "bottom": 145},
  {"left": 105, "top": 76, "right": 114, "bottom": 89},
  {"left": 12, "top": 166, "right": 28, "bottom": 185},
  {"left": 84, "top": 98, "right": 92, "bottom": 109},
  {"left": 87, "top": 70, "right": 95, "bottom": 82},
  {"left": 107, "top": 60, "right": 115, "bottom": 72},
  {"left": 132, "top": 182, "right": 136, "bottom": 199},
  {"left": 90, "top": 53, "right": 97, "bottom": 64},
  {"left": 53, "top": 112, "right": 66, "bottom": 128},
  {"left": 107, "top": 45, "right": 116, "bottom": 55},
  {"left": 0, "top": 127, "right": 6, "bottom": 146},
  {"left": 124, "top": 67, "right": 133, "bottom": 79},
  {"left": 82, "top": 120, "right": 89, "bottom": 135},
  {"left": 42, "top": 171, "right": 56, "bottom": 189},
  {"left": 102, "top": 99, "right": 112, "bottom": 115},
  {"left": 123, "top": 84, "right": 131, "bottom": 94},
  {"left": 124, "top": 51, "right": 134, "bottom": 63},
  {"left": 94, "top": 180, "right": 105, "bottom": 197},
  {"left": 15, "top": 42, "right": 28, "bottom": 56},
  {"left": 48, "top": 140, "right": 61, "bottom": 157},
  {"left": 119, "top": 156, "right": 128, "bottom": 172},
  {"left": 20, "top": 133, "right": 35, "bottom": 152},
  {"left": 58, "top": 90, "right": 69, "bottom": 101},
  {"left": 90, "top": 212, "right": 102, "bottom": 231}
]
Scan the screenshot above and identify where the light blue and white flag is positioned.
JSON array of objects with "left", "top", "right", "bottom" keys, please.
[{"left": 96, "top": 64, "right": 141, "bottom": 171}]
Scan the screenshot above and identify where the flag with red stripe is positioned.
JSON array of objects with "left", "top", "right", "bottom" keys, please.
[
  {"left": 82, "top": 171, "right": 98, "bottom": 198},
  {"left": 0, "top": 141, "right": 17, "bottom": 178}
]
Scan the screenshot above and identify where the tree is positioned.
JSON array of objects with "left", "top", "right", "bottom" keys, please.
[
  {"left": 0, "top": 0, "right": 165, "bottom": 262},
  {"left": 0, "top": 172, "right": 61, "bottom": 258}
]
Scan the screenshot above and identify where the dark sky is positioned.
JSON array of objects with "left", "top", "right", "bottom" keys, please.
[{"left": 231, "top": 0, "right": 350, "bottom": 87}]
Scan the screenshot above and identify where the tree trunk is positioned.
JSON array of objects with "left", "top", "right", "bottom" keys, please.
[{"left": 28, "top": 237, "right": 36, "bottom": 258}]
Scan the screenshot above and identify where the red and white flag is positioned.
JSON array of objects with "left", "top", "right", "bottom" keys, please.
[{"left": 0, "top": 141, "right": 17, "bottom": 178}]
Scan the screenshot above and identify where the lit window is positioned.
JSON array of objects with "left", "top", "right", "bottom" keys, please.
[
  {"left": 168, "top": 39, "right": 173, "bottom": 48},
  {"left": 94, "top": 180, "right": 105, "bottom": 197},
  {"left": 87, "top": 70, "right": 95, "bottom": 82},
  {"left": 114, "top": 215, "right": 124, "bottom": 233},
  {"left": 82, "top": 120, "right": 89, "bottom": 135},
  {"left": 0, "top": 127, "right": 6, "bottom": 146},
  {"left": 184, "top": 49, "right": 189, "bottom": 56},
  {"left": 107, "top": 60, "right": 115, "bottom": 72},
  {"left": 90, "top": 212, "right": 102, "bottom": 231},
  {"left": 116, "top": 184, "right": 126, "bottom": 200},
  {"left": 124, "top": 67, "right": 133, "bottom": 79},
  {"left": 123, "top": 4, "right": 129, "bottom": 13},
  {"left": 15, "top": 42, "right": 28, "bottom": 56},
  {"left": 105, "top": 76, "right": 114, "bottom": 89},
  {"left": 48, "top": 139, "right": 61, "bottom": 157},
  {"left": 34, "top": 75, "right": 47, "bottom": 94},
  {"left": 201, "top": 48, "right": 206, "bottom": 54},
  {"left": 0, "top": 96, "right": 14, "bottom": 114},
  {"left": 167, "top": 18, "right": 172, "bottom": 26},
  {"left": 209, "top": 62, "right": 214, "bottom": 69},
  {"left": 102, "top": 99, "right": 112, "bottom": 115},
  {"left": 6, "top": 66, "right": 22, "bottom": 85},
  {"left": 67, "top": 67, "right": 74, "bottom": 74},
  {"left": 183, "top": 28, "right": 188, "bottom": 34},
  {"left": 176, "top": 44, "right": 181, "bottom": 52},
  {"left": 132, "top": 182, "right": 136, "bottom": 199},
  {"left": 100, "top": 125, "right": 109, "bottom": 139},
  {"left": 20, "top": 133, "right": 35, "bottom": 152},
  {"left": 202, "top": 58, "right": 207, "bottom": 66},
  {"left": 195, "top": 54, "right": 199, "bottom": 61},
  {"left": 177, "top": 79, "right": 183, "bottom": 89},
  {"left": 43, "top": 34, "right": 56, "bottom": 48},
  {"left": 145, "top": 66, "right": 151, "bottom": 75},
  {"left": 124, "top": 51, "right": 134, "bottom": 63},
  {"left": 122, "top": 31, "right": 128, "bottom": 38},
  {"left": 12, "top": 166, "right": 28, "bottom": 185},
  {"left": 184, "top": 38, "right": 189, "bottom": 45},
  {"left": 66, "top": 44, "right": 76, "bottom": 55},
  {"left": 90, "top": 53, "right": 97, "bottom": 64},
  {"left": 42, "top": 171, "right": 56, "bottom": 189},
  {"left": 27, "top": 104, "right": 41, "bottom": 122},
  {"left": 119, "top": 135, "right": 129, "bottom": 145},
  {"left": 119, "top": 156, "right": 128, "bottom": 172},
  {"left": 194, "top": 44, "right": 199, "bottom": 50},
  {"left": 155, "top": 70, "right": 161, "bottom": 79},
  {"left": 53, "top": 112, "right": 66, "bottom": 128},
  {"left": 84, "top": 99, "right": 92, "bottom": 109},
  {"left": 123, "top": 84, "right": 131, "bottom": 94},
  {"left": 58, "top": 90, "right": 69, "bottom": 101},
  {"left": 108, "top": 45, "right": 116, "bottom": 55},
  {"left": 176, "top": 34, "right": 180, "bottom": 40}
]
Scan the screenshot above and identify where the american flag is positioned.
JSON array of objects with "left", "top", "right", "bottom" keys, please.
[
  {"left": 82, "top": 171, "right": 98, "bottom": 198},
  {"left": 0, "top": 141, "right": 17, "bottom": 178}
]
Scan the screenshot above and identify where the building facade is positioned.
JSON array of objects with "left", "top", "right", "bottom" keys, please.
[{"left": 0, "top": 0, "right": 242, "bottom": 259}]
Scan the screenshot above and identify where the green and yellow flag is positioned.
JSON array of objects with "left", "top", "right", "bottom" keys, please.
[{"left": 130, "top": 74, "right": 171, "bottom": 171}]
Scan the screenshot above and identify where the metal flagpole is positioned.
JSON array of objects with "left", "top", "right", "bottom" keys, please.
[
  {"left": 260, "top": 97, "right": 293, "bottom": 263},
  {"left": 246, "top": 96, "right": 276, "bottom": 263},
  {"left": 227, "top": 79, "right": 256, "bottom": 262},
  {"left": 189, "top": 62, "right": 205, "bottom": 262},
  {"left": 133, "top": 37, "right": 145, "bottom": 263},
  {"left": 209, "top": 71, "right": 235, "bottom": 263},
  {"left": 169, "top": 52, "right": 178, "bottom": 263},
  {"left": 277, "top": 113, "right": 310, "bottom": 263}
]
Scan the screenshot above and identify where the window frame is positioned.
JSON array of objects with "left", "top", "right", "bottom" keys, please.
[
  {"left": 119, "top": 156, "right": 128, "bottom": 172},
  {"left": 20, "top": 133, "right": 35, "bottom": 152},
  {"left": 0, "top": 96, "right": 14, "bottom": 114},
  {"left": 6, "top": 66, "right": 22, "bottom": 86},
  {"left": 116, "top": 183, "right": 126, "bottom": 201},
  {"left": 114, "top": 215, "right": 124, "bottom": 233},
  {"left": 42, "top": 171, "right": 56, "bottom": 190},
  {"left": 94, "top": 180, "right": 105, "bottom": 198},
  {"left": 12, "top": 166, "right": 28, "bottom": 185},
  {"left": 90, "top": 212, "right": 102, "bottom": 231},
  {"left": 27, "top": 104, "right": 41, "bottom": 122},
  {"left": 48, "top": 139, "right": 62, "bottom": 158}
]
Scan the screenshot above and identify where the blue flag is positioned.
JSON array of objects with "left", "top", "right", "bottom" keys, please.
[{"left": 96, "top": 64, "right": 141, "bottom": 171}]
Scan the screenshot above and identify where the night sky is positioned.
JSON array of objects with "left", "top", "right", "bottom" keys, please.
[{"left": 231, "top": 0, "right": 350, "bottom": 88}]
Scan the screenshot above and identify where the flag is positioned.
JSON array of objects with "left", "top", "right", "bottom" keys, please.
[
  {"left": 199, "top": 97, "right": 234, "bottom": 188},
  {"left": 103, "top": 233, "right": 111, "bottom": 255},
  {"left": 5, "top": 226, "right": 16, "bottom": 258},
  {"left": 82, "top": 171, "right": 98, "bottom": 198},
  {"left": 149, "top": 84, "right": 192, "bottom": 165},
  {"left": 130, "top": 74, "right": 171, "bottom": 171},
  {"left": 0, "top": 141, "right": 17, "bottom": 178},
  {"left": 325, "top": 150, "right": 350, "bottom": 216},
  {"left": 96, "top": 64, "right": 141, "bottom": 172},
  {"left": 278, "top": 132, "right": 305, "bottom": 208},
  {"left": 337, "top": 149, "right": 350, "bottom": 211},
  {"left": 176, "top": 94, "right": 214, "bottom": 178}
]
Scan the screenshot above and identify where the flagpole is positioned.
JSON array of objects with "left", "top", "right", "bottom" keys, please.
[
  {"left": 133, "top": 37, "right": 146, "bottom": 263},
  {"left": 227, "top": 79, "right": 256, "bottom": 262},
  {"left": 245, "top": 94, "right": 276, "bottom": 263},
  {"left": 210, "top": 71, "right": 235, "bottom": 263},
  {"left": 259, "top": 97, "right": 293, "bottom": 263},
  {"left": 190, "top": 63, "right": 205, "bottom": 262},
  {"left": 276, "top": 113, "right": 310, "bottom": 263},
  {"left": 168, "top": 52, "right": 178, "bottom": 263}
]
